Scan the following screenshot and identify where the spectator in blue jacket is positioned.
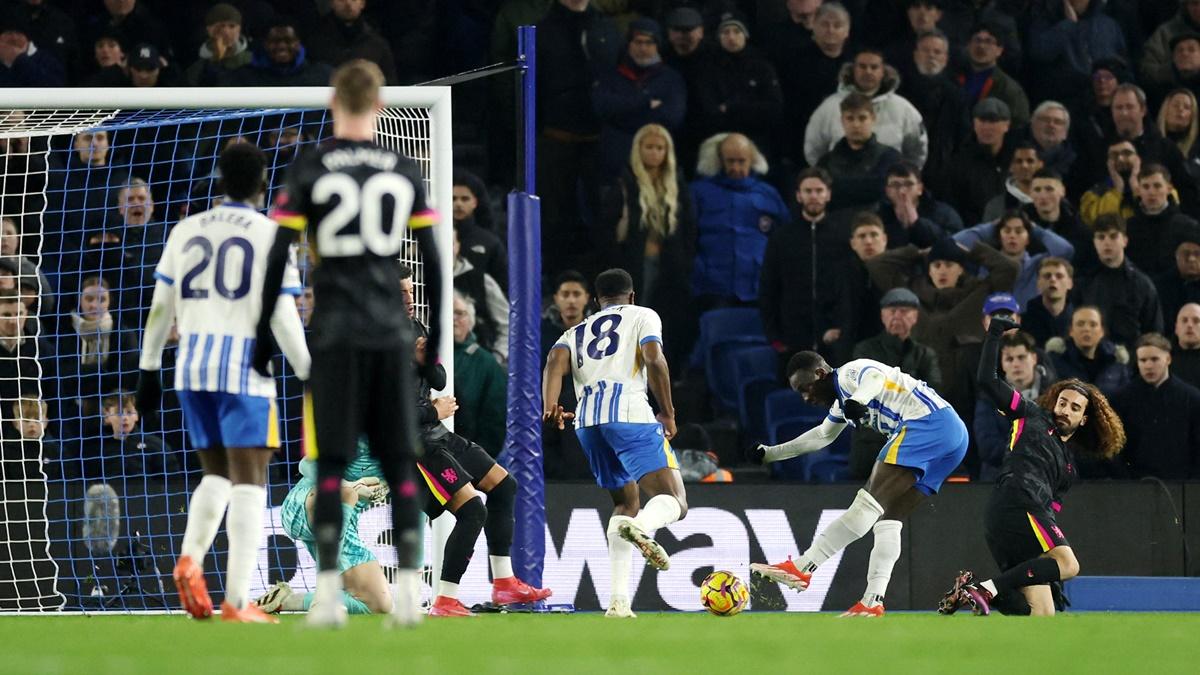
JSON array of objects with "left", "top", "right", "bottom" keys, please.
[
  {"left": 954, "top": 209, "right": 1075, "bottom": 306},
  {"left": 0, "top": 9, "right": 64, "bottom": 87},
  {"left": 593, "top": 18, "right": 686, "bottom": 175},
  {"left": 690, "top": 132, "right": 789, "bottom": 309}
]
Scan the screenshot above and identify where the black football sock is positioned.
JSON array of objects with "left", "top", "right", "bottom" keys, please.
[
  {"left": 440, "top": 496, "right": 486, "bottom": 587},
  {"left": 483, "top": 475, "right": 516, "bottom": 557},
  {"left": 993, "top": 557, "right": 1061, "bottom": 597}
]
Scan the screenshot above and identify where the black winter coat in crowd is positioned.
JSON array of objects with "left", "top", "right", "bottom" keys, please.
[
  {"left": 1155, "top": 267, "right": 1200, "bottom": 339},
  {"left": 947, "top": 137, "right": 1009, "bottom": 226},
  {"left": 758, "top": 211, "right": 850, "bottom": 355},
  {"left": 593, "top": 56, "right": 687, "bottom": 175},
  {"left": 693, "top": 47, "right": 784, "bottom": 158},
  {"left": 536, "top": 2, "right": 620, "bottom": 135},
  {"left": 816, "top": 135, "right": 901, "bottom": 210},
  {"left": 1112, "top": 376, "right": 1200, "bottom": 480},
  {"left": 599, "top": 167, "right": 698, "bottom": 368},
  {"left": 306, "top": 14, "right": 399, "bottom": 84},
  {"left": 1075, "top": 258, "right": 1164, "bottom": 349},
  {"left": 1124, "top": 201, "right": 1198, "bottom": 278},
  {"left": 1045, "top": 336, "right": 1130, "bottom": 397},
  {"left": 875, "top": 193, "right": 964, "bottom": 249}
]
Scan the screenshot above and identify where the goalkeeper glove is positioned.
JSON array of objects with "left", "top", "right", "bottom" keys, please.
[
  {"left": 251, "top": 329, "right": 276, "bottom": 378},
  {"left": 843, "top": 398, "right": 870, "bottom": 425},
  {"left": 988, "top": 314, "right": 1020, "bottom": 336},
  {"left": 744, "top": 444, "right": 767, "bottom": 465},
  {"left": 135, "top": 369, "right": 162, "bottom": 417}
]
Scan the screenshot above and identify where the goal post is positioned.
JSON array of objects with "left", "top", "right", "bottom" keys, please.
[{"left": 0, "top": 86, "right": 454, "bottom": 612}]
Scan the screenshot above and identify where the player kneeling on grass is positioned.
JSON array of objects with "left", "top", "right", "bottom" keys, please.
[
  {"left": 405, "top": 289, "right": 551, "bottom": 617},
  {"left": 747, "top": 350, "right": 968, "bottom": 617},
  {"left": 136, "top": 142, "right": 311, "bottom": 623},
  {"left": 938, "top": 315, "right": 1125, "bottom": 617},
  {"left": 258, "top": 440, "right": 392, "bottom": 615}
]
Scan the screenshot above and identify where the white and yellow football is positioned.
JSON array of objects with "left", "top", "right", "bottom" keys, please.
[{"left": 700, "top": 570, "right": 750, "bottom": 616}]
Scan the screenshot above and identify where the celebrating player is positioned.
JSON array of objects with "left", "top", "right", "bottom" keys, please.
[
  {"left": 938, "top": 316, "right": 1124, "bottom": 616},
  {"left": 136, "top": 142, "right": 310, "bottom": 623},
  {"left": 541, "top": 268, "right": 686, "bottom": 619},
  {"left": 748, "top": 351, "right": 968, "bottom": 617},
  {"left": 255, "top": 59, "right": 444, "bottom": 628}
]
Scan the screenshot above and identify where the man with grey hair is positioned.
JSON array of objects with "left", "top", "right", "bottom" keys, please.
[
  {"left": 899, "top": 29, "right": 968, "bottom": 187},
  {"left": 690, "top": 133, "right": 789, "bottom": 308},
  {"left": 781, "top": 2, "right": 852, "bottom": 162},
  {"left": 1027, "top": 101, "right": 1076, "bottom": 179}
]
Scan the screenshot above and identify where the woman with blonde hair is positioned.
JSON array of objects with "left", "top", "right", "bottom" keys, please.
[
  {"left": 600, "top": 123, "right": 696, "bottom": 366},
  {"left": 1157, "top": 88, "right": 1200, "bottom": 174}
]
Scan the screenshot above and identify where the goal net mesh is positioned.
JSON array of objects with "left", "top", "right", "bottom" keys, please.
[{"left": 0, "top": 100, "right": 446, "bottom": 612}]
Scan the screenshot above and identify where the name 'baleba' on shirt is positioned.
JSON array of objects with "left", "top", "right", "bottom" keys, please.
[{"left": 151, "top": 202, "right": 303, "bottom": 398}]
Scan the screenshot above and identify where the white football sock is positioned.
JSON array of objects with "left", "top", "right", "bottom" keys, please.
[
  {"left": 981, "top": 579, "right": 998, "bottom": 597},
  {"left": 798, "top": 489, "right": 884, "bottom": 571},
  {"left": 438, "top": 581, "right": 460, "bottom": 599},
  {"left": 179, "top": 475, "right": 232, "bottom": 565},
  {"left": 490, "top": 555, "right": 514, "bottom": 579},
  {"left": 862, "top": 520, "right": 903, "bottom": 605},
  {"left": 607, "top": 515, "right": 634, "bottom": 603},
  {"left": 631, "top": 494, "right": 683, "bottom": 532},
  {"left": 224, "top": 484, "right": 266, "bottom": 609},
  {"left": 314, "top": 570, "right": 343, "bottom": 608}
]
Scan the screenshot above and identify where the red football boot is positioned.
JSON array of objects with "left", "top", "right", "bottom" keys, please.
[{"left": 492, "top": 576, "right": 553, "bottom": 605}]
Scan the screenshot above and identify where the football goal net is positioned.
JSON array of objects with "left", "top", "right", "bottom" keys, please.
[{"left": 0, "top": 87, "right": 452, "bottom": 612}]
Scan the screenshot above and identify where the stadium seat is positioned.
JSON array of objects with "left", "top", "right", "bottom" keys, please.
[
  {"left": 766, "top": 414, "right": 824, "bottom": 480},
  {"left": 735, "top": 346, "right": 783, "bottom": 438},
  {"left": 738, "top": 376, "right": 783, "bottom": 443},
  {"left": 765, "top": 390, "right": 824, "bottom": 445},
  {"left": 805, "top": 453, "right": 851, "bottom": 483},
  {"left": 697, "top": 309, "right": 767, "bottom": 410},
  {"left": 709, "top": 341, "right": 766, "bottom": 413}
]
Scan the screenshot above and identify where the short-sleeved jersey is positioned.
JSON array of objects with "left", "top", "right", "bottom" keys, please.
[
  {"left": 269, "top": 139, "right": 436, "bottom": 351},
  {"left": 990, "top": 389, "right": 1076, "bottom": 510},
  {"left": 828, "top": 358, "right": 952, "bottom": 436},
  {"left": 155, "top": 202, "right": 302, "bottom": 398},
  {"left": 553, "top": 304, "right": 663, "bottom": 428}
]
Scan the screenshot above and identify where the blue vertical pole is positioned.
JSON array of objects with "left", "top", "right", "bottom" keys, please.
[{"left": 506, "top": 25, "right": 545, "bottom": 590}]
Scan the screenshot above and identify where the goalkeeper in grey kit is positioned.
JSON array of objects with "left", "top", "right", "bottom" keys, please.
[{"left": 747, "top": 351, "right": 968, "bottom": 616}]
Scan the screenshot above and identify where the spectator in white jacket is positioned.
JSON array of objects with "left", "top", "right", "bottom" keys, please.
[{"left": 804, "top": 47, "right": 928, "bottom": 168}]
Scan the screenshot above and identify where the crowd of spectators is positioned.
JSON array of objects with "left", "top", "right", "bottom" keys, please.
[{"left": 2, "top": 0, "right": 1200, "bottom": 486}]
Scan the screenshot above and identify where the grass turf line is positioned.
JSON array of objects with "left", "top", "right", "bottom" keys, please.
[{"left": 3, "top": 613, "right": 1199, "bottom": 675}]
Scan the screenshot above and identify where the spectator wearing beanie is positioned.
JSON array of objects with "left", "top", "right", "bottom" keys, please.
[
  {"left": 945, "top": 98, "right": 1012, "bottom": 226},
  {"left": 186, "top": 3, "right": 252, "bottom": 86},
  {"left": 1142, "top": 0, "right": 1200, "bottom": 86},
  {"left": 592, "top": 18, "right": 686, "bottom": 175}
]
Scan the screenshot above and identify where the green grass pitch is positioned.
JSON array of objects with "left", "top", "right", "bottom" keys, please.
[{"left": 4, "top": 612, "right": 1199, "bottom": 674}]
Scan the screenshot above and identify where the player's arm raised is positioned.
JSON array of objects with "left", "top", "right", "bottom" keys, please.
[
  {"left": 977, "top": 314, "right": 1033, "bottom": 418},
  {"left": 135, "top": 278, "right": 177, "bottom": 416},
  {"left": 541, "top": 345, "right": 573, "bottom": 429},
  {"left": 641, "top": 339, "right": 676, "bottom": 439}
]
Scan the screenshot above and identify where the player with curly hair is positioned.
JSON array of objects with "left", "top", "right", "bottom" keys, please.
[{"left": 939, "top": 315, "right": 1125, "bottom": 617}]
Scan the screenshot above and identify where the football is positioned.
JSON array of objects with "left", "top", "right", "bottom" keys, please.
[{"left": 700, "top": 570, "right": 750, "bottom": 616}]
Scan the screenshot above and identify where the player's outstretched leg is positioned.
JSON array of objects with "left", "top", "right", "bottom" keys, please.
[
  {"left": 752, "top": 489, "right": 885, "bottom": 591},
  {"left": 173, "top": 451, "right": 233, "bottom": 619},
  {"left": 477, "top": 466, "right": 552, "bottom": 605}
]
